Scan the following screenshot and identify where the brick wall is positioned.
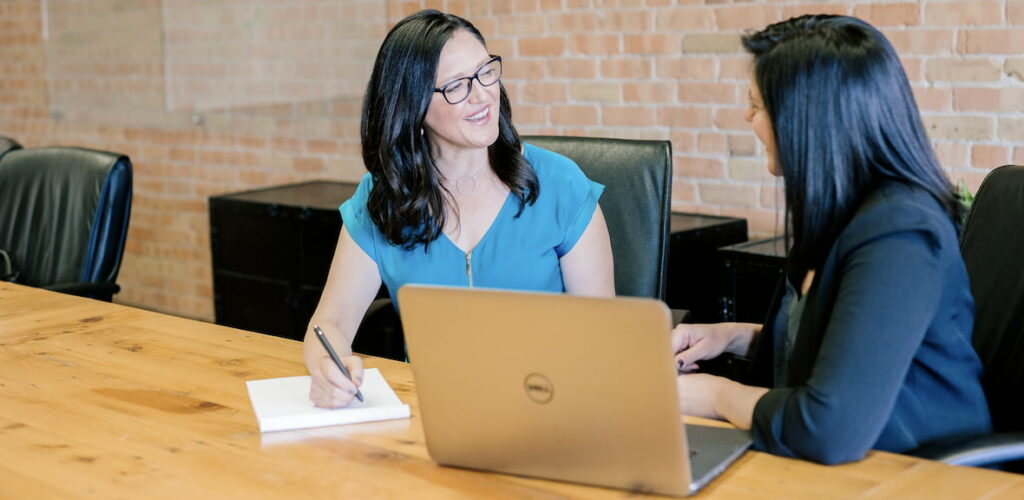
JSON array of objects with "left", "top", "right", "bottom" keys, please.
[{"left": 1, "top": 0, "right": 1022, "bottom": 320}]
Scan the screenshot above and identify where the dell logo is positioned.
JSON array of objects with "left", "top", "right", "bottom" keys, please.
[{"left": 524, "top": 373, "right": 554, "bottom": 404}]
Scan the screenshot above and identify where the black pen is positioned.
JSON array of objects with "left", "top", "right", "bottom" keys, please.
[{"left": 313, "top": 325, "right": 364, "bottom": 402}]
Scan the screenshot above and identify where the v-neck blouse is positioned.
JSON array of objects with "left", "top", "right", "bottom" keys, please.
[{"left": 339, "top": 143, "right": 604, "bottom": 308}]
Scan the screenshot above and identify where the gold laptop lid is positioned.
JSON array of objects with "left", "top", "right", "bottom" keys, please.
[{"left": 399, "top": 285, "right": 692, "bottom": 496}]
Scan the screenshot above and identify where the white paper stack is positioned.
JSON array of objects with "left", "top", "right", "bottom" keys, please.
[{"left": 246, "top": 368, "right": 410, "bottom": 432}]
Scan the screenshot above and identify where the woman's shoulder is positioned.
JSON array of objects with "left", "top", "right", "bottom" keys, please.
[
  {"left": 841, "top": 182, "right": 958, "bottom": 252},
  {"left": 522, "top": 142, "right": 588, "bottom": 185}
]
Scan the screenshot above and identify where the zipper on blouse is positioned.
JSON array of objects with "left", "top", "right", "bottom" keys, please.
[{"left": 465, "top": 250, "right": 474, "bottom": 288}]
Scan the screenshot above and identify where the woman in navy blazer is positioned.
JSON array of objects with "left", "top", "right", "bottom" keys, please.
[{"left": 672, "top": 15, "right": 992, "bottom": 464}]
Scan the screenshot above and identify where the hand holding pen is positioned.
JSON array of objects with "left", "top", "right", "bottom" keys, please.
[{"left": 310, "top": 325, "right": 364, "bottom": 407}]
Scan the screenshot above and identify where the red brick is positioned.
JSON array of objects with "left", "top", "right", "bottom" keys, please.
[
  {"left": 570, "top": 34, "right": 621, "bottom": 55},
  {"left": 923, "top": 115, "right": 996, "bottom": 141},
  {"left": 519, "top": 36, "right": 565, "bottom": 57},
  {"left": 625, "top": 34, "right": 681, "bottom": 55},
  {"left": 512, "top": 0, "right": 540, "bottom": 13},
  {"left": 924, "top": 1, "right": 1003, "bottom": 26},
  {"left": 551, "top": 105, "right": 598, "bottom": 126},
  {"left": 520, "top": 81, "right": 569, "bottom": 102},
  {"left": 602, "top": 106, "right": 657, "bottom": 127},
  {"left": 293, "top": 157, "right": 325, "bottom": 173},
  {"left": 954, "top": 88, "right": 1024, "bottom": 112},
  {"left": 714, "top": 108, "right": 749, "bottom": 131},
  {"left": 760, "top": 185, "right": 785, "bottom": 210},
  {"left": 623, "top": 82, "right": 675, "bottom": 103},
  {"left": 728, "top": 134, "right": 757, "bottom": 157},
  {"left": 598, "top": 10, "right": 650, "bottom": 31},
  {"left": 505, "top": 59, "right": 547, "bottom": 80},
  {"left": 960, "top": 29, "right": 1024, "bottom": 54},
  {"left": 1000, "top": 117, "right": 1024, "bottom": 142},
  {"left": 1013, "top": 146, "right": 1024, "bottom": 164},
  {"left": 657, "top": 106, "right": 713, "bottom": 128},
  {"left": 654, "top": 7, "right": 715, "bottom": 31},
  {"left": 781, "top": 2, "right": 851, "bottom": 18},
  {"left": 514, "top": 104, "right": 548, "bottom": 124},
  {"left": 971, "top": 144, "right": 1009, "bottom": 168},
  {"left": 1009, "top": 59, "right": 1024, "bottom": 83},
  {"left": 719, "top": 56, "right": 753, "bottom": 80},
  {"left": 548, "top": 58, "right": 597, "bottom": 79},
  {"left": 679, "top": 82, "right": 736, "bottom": 105},
  {"left": 677, "top": 156, "right": 725, "bottom": 179},
  {"left": 913, "top": 86, "right": 953, "bottom": 112},
  {"left": 681, "top": 33, "right": 741, "bottom": 54},
  {"left": 853, "top": 3, "right": 921, "bottom": 27},
  {"left": 925, "top": 58, "right": 1001, "bottom": 83},
  {"left": 570, "top": 81, "right": 620, "bottom": 102},
  {"left": 933, "top": 141, "right": 970, "bottom": 170},
  {"left": 699, "top": 182, "right": 759, "bottom": 207},
  {"left": 656, "top": 57, "right": 715, "bottom": 79},
  {"left": 497, "top": 14, "right": 552, "bottom": 36},
  {"left": 715, "top": 4, "right": 779, "bottom": 31},
  {"left": 670, "top": 130, "right": 698, "bottom": 151},
  {"left": 601, "top": 58, "right": 653, "bottom": 79},
  {"left": 886, "top": 29, "right": 956, "bottom": 55},
  {"left": 1012, "top": 0, "right": 1024, "bottom": 24},
  {"left": 697, "top": 132, "right": 727, "bottom": 155},
  {"left": 549, "top": 12, "right": 598, "bottom": 32},
  {"left": 671, "top": 179, "right": 698, "bottom": 204},
  {"left": 728, "top": 157, "right": 775, "bottom": 182}
]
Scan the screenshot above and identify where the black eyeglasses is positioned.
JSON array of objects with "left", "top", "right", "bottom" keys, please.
[{"left": 433, "top": 56, "right": 503, "bottom": 105}]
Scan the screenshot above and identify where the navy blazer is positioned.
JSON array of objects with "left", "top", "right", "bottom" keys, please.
[{"left": 748, "top": 182, "right": 992, "bottom": 464}]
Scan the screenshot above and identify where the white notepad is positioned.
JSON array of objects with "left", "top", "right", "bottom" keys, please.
[{"left": 246, "top": 368, "right": 410, "bottom": 432}]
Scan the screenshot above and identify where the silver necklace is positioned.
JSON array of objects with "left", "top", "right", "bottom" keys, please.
[{"left": 450, "top": 167, "right": 488, "bottom": 196}]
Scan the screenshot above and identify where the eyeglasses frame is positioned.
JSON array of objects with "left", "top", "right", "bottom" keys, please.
[{"left": 433, "top": 55, "right": 503, "bottom": 105}]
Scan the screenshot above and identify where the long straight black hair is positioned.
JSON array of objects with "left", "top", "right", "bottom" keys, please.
[
  {"left": 742, "top": 15, "right": 963, "bottom": 275},
  {"left": 360, "top": 10, "right": 538, "bottom": 250}
]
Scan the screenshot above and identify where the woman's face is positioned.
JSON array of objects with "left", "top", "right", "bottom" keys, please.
[
  {"left": 745, "top": 77, "right": 780, "bottom": 177},
  {"left": 422, "top": 30, "right": 501, "bottom": 158}
]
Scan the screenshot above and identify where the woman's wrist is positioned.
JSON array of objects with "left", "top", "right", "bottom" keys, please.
[
  {"left": 713, "top": 378, "right": 769, "bottom": 430},
  {"left": 724, "top": 323, "right": 759, "bottom": 356}
]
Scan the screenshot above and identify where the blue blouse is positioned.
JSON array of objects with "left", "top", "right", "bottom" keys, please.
[{"left": 340, "top": 143, "right": 604, "bottom": 307}]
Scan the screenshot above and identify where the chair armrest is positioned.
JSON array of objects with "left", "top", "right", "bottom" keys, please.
[
  {"left": 44, "top": 282, "right": 120, "bottom": 301},
  {"left": 911, "top": 432, "right": 1024, "bottom": 467}
]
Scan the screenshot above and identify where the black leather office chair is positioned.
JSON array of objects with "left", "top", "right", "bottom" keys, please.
[
  {"left": 523, "top": 135, "right": 673, "bottom": 300},
  {"left": 912, "top": 165, "right": 1024, "bottom": 471},
  {"left": 0, "top": 146, "right": 133, "bottom": 301},
  {"left": 352, "top": 136, "right": 676, "bottom": 360},
  {"left": 0, "top": 136, "right": 21, "bottom": 158}
]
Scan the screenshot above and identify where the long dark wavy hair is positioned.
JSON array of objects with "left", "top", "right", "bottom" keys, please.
[
  {"left": 360, "top": 10, "right": 538, "bottom": 250},
  {"left": 742, "top": 15, "right": 964, "bottom": 275}
]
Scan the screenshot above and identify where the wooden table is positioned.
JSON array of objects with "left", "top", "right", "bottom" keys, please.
[{"left": 1, "top": 282, "right": 1021, "bottom": 499}]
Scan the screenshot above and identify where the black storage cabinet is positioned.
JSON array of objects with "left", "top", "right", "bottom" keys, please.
[
  {"left": 209, "top": 181, "right": 356, "bottom": 341},
  {"left": 717, "top": 236, "right": 788, "bottom": 324},
  {"left": 665, "top": 213, "right": 747, "bottom": 322}
]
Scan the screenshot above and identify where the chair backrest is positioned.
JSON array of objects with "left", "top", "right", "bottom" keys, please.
[
  {"left": 960, "top": 165, "right": 1024, "bottom": 434},
  {"left": 0, "top": 146, "right": 132, "bottom": 289},
  {"left": 0, "top": 136, "right": 21, "bottom": 159},
  {"left": 523, "top": 135, "right": 672, "bottom": 299}
]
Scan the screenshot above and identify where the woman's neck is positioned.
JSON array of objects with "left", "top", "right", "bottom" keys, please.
[
  {"left": 433, "top": 146, "right": 490, "bottom": 179},
  {"left": 433, "top": 146, "right": 498, "bottom": 198}
]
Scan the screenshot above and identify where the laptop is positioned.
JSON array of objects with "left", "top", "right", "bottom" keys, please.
[{"left": 397, "top": 285, "right": 752, "bottom": 497}]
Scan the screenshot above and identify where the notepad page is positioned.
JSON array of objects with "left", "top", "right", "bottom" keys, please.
[{"left": 246, "top": 368, "right": 410, "bottom": 432}]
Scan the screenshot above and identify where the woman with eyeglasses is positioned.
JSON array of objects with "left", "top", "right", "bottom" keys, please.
[
  {"left": 671, "top": 15, "right": 991, "bottom": 464},
  {"left": 303, "top": 10, "right": 614, "bottom": 408}
]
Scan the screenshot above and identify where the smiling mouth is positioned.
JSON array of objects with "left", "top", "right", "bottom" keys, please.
[{"left": 466, "top": 106, "right": 489, "bottom": 123}]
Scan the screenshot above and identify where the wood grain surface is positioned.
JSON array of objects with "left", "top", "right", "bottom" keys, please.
[{"left": 1, "top": 282, "right": 1021, "bottom": 499}]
